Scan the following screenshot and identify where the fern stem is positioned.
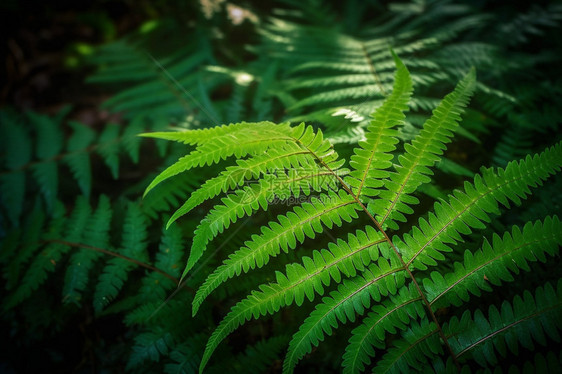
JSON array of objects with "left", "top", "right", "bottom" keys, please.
[
  {"left": 296, "top": 138, "right": 462, "bottom": 372},
  {"left": 45, "top": 239, "right": 182, "bottom": 285},
  {"left": 361, "top": 43, "right": 387, "bottom": 97},
  {"left": 348, "top": 194, "right": 461, "bottom": 371}
]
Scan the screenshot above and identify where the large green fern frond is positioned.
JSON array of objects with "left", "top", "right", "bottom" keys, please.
[
  {"left": 142, "top": 52, "right": 562, "bottom": 373},
  {"left": 186, "top": 189, "right": 359, "bottom": 283},
  {"left": 163, "top": 143, "right": 324, "bottom": 225},
  {"left": 141, "top": 122, "right": 294, "bottom": 198},
  {"left": 281, "top": 260, "right": 406, "bottom": 374}
]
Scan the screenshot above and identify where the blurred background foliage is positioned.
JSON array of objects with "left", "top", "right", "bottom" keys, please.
[{"left": 1, "top": 0, "right": 561, "bottom": 372}]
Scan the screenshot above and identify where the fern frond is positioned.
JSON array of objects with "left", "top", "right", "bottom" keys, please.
[
  {"left": 502, "top": 351, "right": 562, "bottom": 374},
  {"left": 121, "top": 117, "right": 145, "bottom": 164},
  {"left": 342, "top": 284, "right": 424, "bottom": 374},
  {"left": 3, "top": 201, "right": 45, "bottom": 290},
  {"left": 345, "top": 51, "right": 412, "bottom": 200},
  {"left": 184, "top": 189, "right": 359, "bottom": 281},
  {"left": 140, "top": 172, "right": 201, "bottom": 219},
  {"left": 372, "top": 319, "right": 442, "bottom": 373},
  {"left": 141, "top": 121, "right": 284, "bottom": 146},
  {"left": 0, "top": 171, "right": 26, "bottom": 227},
  {"left": 127, "top": 329, "right": 174, "bottom": 370},
  {"left": 369, "top": 67, "right": 476, "bottom": 230},
  {"left": 425, "top": 216, "right": 562, "bottom": 309},
  {"left": 258, "top": 8, "right": 501, "bottom": 131},
  {"left": 376, "top": 281, "right": 562, "bottom": 371},
  {"left": 185, "top": 163, "right": 340, "bottom": 276},
  {"left": 189, "top": 189, "right": 359, "bottom": 298},
  {"left": 138, "top": 48, "right": 562, "bottom": 373},
  {"left": 198, "top": 258, "right": 403, "bottom": 373},
  {"left": 192, "top": 225, "right": 384, "bottom": 315},
  {"left": 138, "top": 224, "right": 184, "bottom": 302},
  {"left": 4, "top": 201, "right": 67, "bottom": 309},
  {"left": 446, "top": 280, "right": 562, "bottom": 367},
  {"left": 0, "top": 110, "right": 31, "bottom": 225},
  {"left": 164, "top": 333, "right": 207, "bottom": 374},
  {"left": 28, "top": 112, "right": 64, "bottom": 211},
  {"left": 94, "top": 202, "right": 148, "bottom": 312},
  {"left": 397, "top": 141, "right": 562, "bottom": 271},
  {"left": 496, "top": 3, "right": 562, "bottom": 46},
  {"left": 0, "top": 109, "right": 155, "bottom": 230},
  {"left": 96, "top": 123, "right": 122, "bottom": 179},
  {"left": 88, "top": 32, "right": 213, "bottom": 124},
  {"left": 282, "top": 261, "right": 406, "bottom": 374},
  {"left": 142, "top": 121, "right": 294, "bottom": 196},
  {"left": 63, "top": 195, "right": 112, "bottom": 305},
  {"left": 211, "top": 336, "right": 289, "bottom": 374},
  {"left": 63, "top": 121, "right": 96, "bottom": 197},
  {"left": 165, "top": 142, "right": 319, "bottom": 225}
]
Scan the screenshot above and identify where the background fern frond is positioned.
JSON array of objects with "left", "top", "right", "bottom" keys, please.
[
  {"left": 373, "top": 318, "right": 441, "bottom": 374},
  {"left": 87, "top": 24, "right": 215, "bottom": 126},
  {"left": 4, "top": 201, "right": 67, "bottom": 309},
  {"left": 94, "top": 202, "right": 149, "bottom": 312},
  {"left": 63, "top": 195, "right": 113, "bottom": 305},
  {"left": 446, "top": 280, "right": 562, "bottom": 367}
]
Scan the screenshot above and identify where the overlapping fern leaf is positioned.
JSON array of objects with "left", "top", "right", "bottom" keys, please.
[
  {"left": 255, "top": 0, "right": 504, "bottom": 143},
  {"left": 144, "top": 52, "right": 562, "bottom": 373}
]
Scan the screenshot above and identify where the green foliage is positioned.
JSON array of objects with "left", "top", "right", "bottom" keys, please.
[
  {"left": 2, "top": 1, "right": 562, "bottom": 373},
  {"left": 0, "top": 109, "right": 149, "bottom": 226},
  {"left": 143, "top": 55, "right": 562, "bottom": 373},
  {"left": 255, "top": 0, "right": 508, "bottom": 144},
  {"left": 87, "top": 22, "right": 215, "bottom": 126},
  {"left": 447, "top": 280, "right": 562, "bottom": 367}
]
